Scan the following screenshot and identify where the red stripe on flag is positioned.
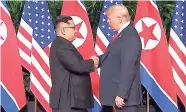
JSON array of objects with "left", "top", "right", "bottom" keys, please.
[
  {"left": 32, "top": 48, "right": 51, "bottom": 77},
  {"left": 175, "top": 84, "right": 186, "bottom": 106},
  {"left": 18, "top": 26, "right": 32, "bottom": 42},
  {"left": 18, "top": 40, "right": 31, "bottom": 57},
  {"left": 44, "top": 46, "right": 50, "bottom": 56},
  {"left": 169, "top": 37, "right": 186, "bottom": 65},
  {"left": 17, "top": 25, "right": 32, "bottom": 71},
  {"left": 31, "top": 66, "right": 51, "bottom": 93},
  {"left": 30, "top": 83, "right": 52, "bottom": 112},
  {"left": 90, "top": 71, "right": 100, "bottom": 99},
  {"left": 21, "top": 58, "right": 31, "bottom": 71},
  {"left": 170, "top": 57, "right": 186, "bottom": 85},
  {"left": 96, "top": 35, "right": 107, "bottom": 52}
]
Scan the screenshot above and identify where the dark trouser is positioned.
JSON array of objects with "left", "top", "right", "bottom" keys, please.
[
  {"left": 101, "top": 105, "right": 138, "bottom": 112},
  {"left": 115, "top": 106, "right": 138, "bottom": 112},
  {"left": 101, "top": 105, "right": 113, "bottom": 112},
  {"left": 52, "top": 107, "right": 88, "bottom": 112}
]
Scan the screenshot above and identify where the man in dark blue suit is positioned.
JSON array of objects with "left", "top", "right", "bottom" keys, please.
[{"left": 96, "top": 5, "right": 142, "bottom": 112}]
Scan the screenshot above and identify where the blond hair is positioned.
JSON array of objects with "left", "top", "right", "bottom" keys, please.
[{"left": 106, "top": 5, "right": 131, "bottom": 22}]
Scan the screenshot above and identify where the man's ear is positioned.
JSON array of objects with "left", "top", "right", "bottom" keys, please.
[
  {"left": 61, "top": 27, "right": 65, "bottom": 35},
  {"left": 118, "top": 16, "right": 123, "bottom": 23},
  {"left": 119, "top": 18, "right": 122, "bottom": 23}
]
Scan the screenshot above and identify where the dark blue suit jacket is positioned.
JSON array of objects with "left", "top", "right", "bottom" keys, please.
[{"left": 99, "top": 23, "right": 142, "bottom": 106}]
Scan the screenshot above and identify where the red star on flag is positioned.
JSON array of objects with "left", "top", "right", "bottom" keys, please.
[
  {"left": 75, "top": 21, "right": 84, "bottom": 39},
  {"left": 139, "top": 21, "right": 157, "bottom": 47}
]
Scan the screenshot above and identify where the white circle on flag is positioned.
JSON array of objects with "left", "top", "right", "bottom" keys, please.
[
  {"left": 71, "top": 16, "right": 87, "bottom": 48},
  {"left": 0, "top": 19, "right": 7, "bottom": 46},
  {"left": 135, "top": 17, "right": 161, "bottom": 50}
]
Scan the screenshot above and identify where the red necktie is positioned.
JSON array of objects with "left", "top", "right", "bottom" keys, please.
[{"left": 112, "top": 32, "right": 119, "bottom": 41}]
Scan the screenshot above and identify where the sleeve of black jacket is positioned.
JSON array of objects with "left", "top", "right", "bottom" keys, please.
[
  {"left": 117, "top": 36, "right": 140, "bottom": 100},
  {"left": 98, "top": 54, "right": 103, "bottom": 68},
  {"left": 56, "top": 46, "right": 95, "bottom": 74}
]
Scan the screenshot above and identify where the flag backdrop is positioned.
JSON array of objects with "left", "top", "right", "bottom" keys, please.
[
  {"left": 169, "top": 1, "right": 186, "bottom": 107},
  {"left": 17, "top": 1, "right": 56, "bottom": 111},
  {"left": 134, "top": 1, "right": 179, "bottom": 112},
  {"left": 61, "top": 0, "right": 101, "bottom": 111},
  {"left": 2, "top": 1, "right": 185, "bottom": 112},
  {"left": 95, "top": 0, "right": 123, "bottom": 55},
  {"left": 0, "top": 1, "right": 26, "bottom": 112}
]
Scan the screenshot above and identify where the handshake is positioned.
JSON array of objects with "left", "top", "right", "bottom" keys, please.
[{"left": 90, "top": 56, "right": 99, "bottom": 69}]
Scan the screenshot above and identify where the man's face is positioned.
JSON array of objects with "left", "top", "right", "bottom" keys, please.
[
  {"left": 107, "top": 12, "right": 120, "bottom": 30},
  {"left": 61, "top": 20, "right": 76, "bottom": 41}
]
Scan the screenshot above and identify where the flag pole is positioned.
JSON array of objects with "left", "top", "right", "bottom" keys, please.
[
  {"left": 34, "top": 97, "right": 38, "bottom": 112},
  {"left": 147, "top": 92, "right": 150, "bottom": 112}
]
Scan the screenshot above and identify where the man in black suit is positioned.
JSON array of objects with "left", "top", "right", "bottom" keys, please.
[
  {"left": 49, "top": 16, "right": 98, "bottom": 112},
  {"left": 96, "top": 5, "right": 142, "bottom": 112}
]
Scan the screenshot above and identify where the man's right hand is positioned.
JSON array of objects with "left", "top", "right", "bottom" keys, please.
[
  {"left": 90, "top": 56, "right": 99, "bottom": 69},
  {"left": 115, "top": 96, "right": 125, "bottom": 108}
]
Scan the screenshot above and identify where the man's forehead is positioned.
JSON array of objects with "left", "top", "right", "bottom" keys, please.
[
  {"left": 61, "top": 20, "right": 75, "bottom": 26},
  {"left": 107, "top": 8, "right": 117, "bottom": 17},
  {"left": 107, "top": 11, "right": 117, "bottom": 18}
]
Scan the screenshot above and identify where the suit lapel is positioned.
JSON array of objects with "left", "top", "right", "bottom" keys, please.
[
  {"left": 111, "top": 23, "right": 132, "bottom": 45},
  {"left": 101, "top": 43, "right": 111, "bottom": 63},
  {"left": 111, "top": 33, "right": 122, "bottom": 45}
]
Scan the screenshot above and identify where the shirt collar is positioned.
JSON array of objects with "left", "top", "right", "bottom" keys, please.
[{"left": 118, "top": 21, "right": 130, "bottom": 33}]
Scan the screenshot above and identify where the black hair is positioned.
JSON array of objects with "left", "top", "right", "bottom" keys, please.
[{"left": 55, "top": 16, "right": 73, "bottom": 25}]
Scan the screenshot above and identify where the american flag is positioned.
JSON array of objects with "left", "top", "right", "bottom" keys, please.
[
  {"left": 95, "top": 0, "right": 123, "bottom": 56},
  {"left": 17, "top": 1, "right": 55, "bottom": 111},
  {"left": 169, "top": 1, "right": 186, "bottom": 107}
]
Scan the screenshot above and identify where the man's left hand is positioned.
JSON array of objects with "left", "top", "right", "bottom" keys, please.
[{"left": 115, "top": 96, "right": 125, "bottom": 108}]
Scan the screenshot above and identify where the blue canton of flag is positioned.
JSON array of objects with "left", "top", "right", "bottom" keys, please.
[
  {"left": 171, "top": 1, "right": 186, "bottom": 46},
  {"left": 98, "top": 0, "right": 123, "bottom": 42},
  {"left": 23, "top": 1, "right": 55, "bottom": 48}
]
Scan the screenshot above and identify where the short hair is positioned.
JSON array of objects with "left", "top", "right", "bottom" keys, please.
[
  {"left": 55, "top": 16, "right": 73, "bottom": 25},
  {"left": 106, "top": 5, "right": 130, "bottom": 21}
]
